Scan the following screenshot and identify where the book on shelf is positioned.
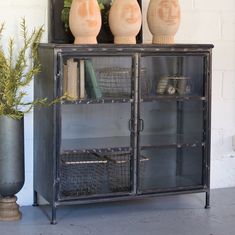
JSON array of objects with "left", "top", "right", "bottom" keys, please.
[
  {"left": 79, "top": 59, "right": 85, "bottom": 99},
  {"left": 63, "top": 63, "right": 68, "bottom": 94},
  {"left": 63, "top": 58, "right": 101, "bottom": 100},
  {"left": 85, "top": 60, "right": 102, "bottom": 99},
  {"left": 63, "top": 58, "right": 87, "bottom": 100},
  {"left": 64, "top": 58, "right": 79, "bottom": 100}
]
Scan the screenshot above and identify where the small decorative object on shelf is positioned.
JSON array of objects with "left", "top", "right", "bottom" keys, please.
[
  {"left": 69, "top": 0, "right": 102, "bottom": 44},
  {"left": 156, "top": 76, "right": 191, "bottom": 95},
  {"left": 147, "top": 0, "right": 180, "bottom": 44},
  {"left": 109, "top": 0, "right": 142, "bottom": 44},
  {"left": 156, "top": 76, "right": 169, "bottom": 95}
]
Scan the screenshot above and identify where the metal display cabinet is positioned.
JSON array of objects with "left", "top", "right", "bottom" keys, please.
[{"left": 33, "top": 44, "right": 213, "bottom": 224}]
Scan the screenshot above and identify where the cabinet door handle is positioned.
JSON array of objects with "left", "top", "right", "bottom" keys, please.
[{"left": 139, "top": 119, "right": 144, "bottom": 132}]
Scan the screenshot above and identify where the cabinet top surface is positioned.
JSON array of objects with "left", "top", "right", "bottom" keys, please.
[{"left": 39, "top": 43, "right": 214, "bottom": 52}]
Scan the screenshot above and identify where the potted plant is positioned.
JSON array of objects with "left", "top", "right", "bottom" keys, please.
[{"left": 0, "top": 19, "right": 44, "bottom": 221}]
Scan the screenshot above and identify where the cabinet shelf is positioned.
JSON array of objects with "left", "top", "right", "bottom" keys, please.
[
  {"left": 61, "top": 98, "right": 133, "bottom": 105},
  {"left": 60, "top": 147, "right": 132, "bottom": 155},
  {"left": 140, "top": 178, "right": 205, "bottom": 193},
  {"left": 141, "top": 95, "right": 206, "bottom": 102},
  {"left": 140, "top": 134, "right": 204, "bottom": 149},
  {"left": 141, "top": 143, "right": 205, "bottom": 150}
]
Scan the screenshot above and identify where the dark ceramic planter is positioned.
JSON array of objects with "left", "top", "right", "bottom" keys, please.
[{"left": 0, "top": 116, "right": 24, "bottom": 197}]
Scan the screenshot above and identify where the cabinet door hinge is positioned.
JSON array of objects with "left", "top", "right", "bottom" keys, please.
[{"left": 56, "top": 72, "right": 61, "bottom": 80}]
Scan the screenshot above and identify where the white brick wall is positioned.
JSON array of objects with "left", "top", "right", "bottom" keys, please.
[
  {"left": 194, "top": 0, "right": 235, "bottom": 11},
  {"left": 0, "top": 0, "right": 235, "bottom": 205}
]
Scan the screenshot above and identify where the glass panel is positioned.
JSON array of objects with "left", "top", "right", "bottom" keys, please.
[
  {"left": 141, "top": 55, "right": 205, "bottom": 98},
  {"left": 139, "top": 147, "right": 203, "bottom": 191},
  {"left": 62, "top": 56, "right": 133, "bottom": 100},
  {"left": 61, "top": 103, "right": 131, "bottom": 151},
  {"left": 59, "top": 55, "right": 134, "bottom": 198},
  {"left": 140, "top": 101, "right": 204, "bottom": 147},
  {"left": 60, "top": 103, "right": 132, "bottom": 198}
]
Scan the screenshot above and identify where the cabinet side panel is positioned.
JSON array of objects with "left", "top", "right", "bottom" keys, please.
[{"left": 34, "top": 47, "right": 56, "bottom": 204}]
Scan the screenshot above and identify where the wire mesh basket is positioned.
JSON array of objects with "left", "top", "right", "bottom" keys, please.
[
  {"left": 96, "top": 67, "right": 150, "bottom": 97},
  {"left": 59, "top": 153, "right": 107, "bottom": 197},
  {"left": 105, "top": 152, "right": 148, "bottom": 192}
]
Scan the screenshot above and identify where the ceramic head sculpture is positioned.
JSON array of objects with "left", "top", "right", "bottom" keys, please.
[
  {"left": 147, "top": 0, "right": 180, "bottom": 44},
  {"left": 109, "top": 0, "right": 142, "bottom": 44},
  {"left": 69, "top": 0, "right": 102, "bottom": 44}
]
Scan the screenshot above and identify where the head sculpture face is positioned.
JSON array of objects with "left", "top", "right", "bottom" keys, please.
[
  {"left": 147, "top": 0, "right": 180, "bottom": 43},
  {"left": 77, "top": 0, "right": 98, "bottom": 28},
  {"left": 109, "top": 1, "right": 141, "bottom": 35},
  {"left": 121, "top": 4, "right": 141, "bottom": 26},
  {"left": 69, "top": 0, "right": 101, "bottom": 37},
  {"left": 157, "top": 0, "right": 180, "bottom": 26}
]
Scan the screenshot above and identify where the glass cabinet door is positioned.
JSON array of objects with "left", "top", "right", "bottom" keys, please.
[
  {"left": 140, "top": 55, "right": 206, "bottom": 98},
  {"left": 138, "top": 54, "right": 208, "bottom": 193},
  {"left": 58, "top": 55, "right": 135, "bottom": 199}
]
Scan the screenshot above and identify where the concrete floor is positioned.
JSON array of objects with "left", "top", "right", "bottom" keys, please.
[{"left": 0, "top": 188, "right": 234, "bottom": 235}]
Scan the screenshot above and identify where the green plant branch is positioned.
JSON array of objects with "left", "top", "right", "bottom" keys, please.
[{"left": 0, "top": 18, "right": 46, "bottom": 119}]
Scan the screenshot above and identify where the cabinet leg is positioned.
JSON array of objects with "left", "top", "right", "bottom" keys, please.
[
  {"left": 205, "top": 191, "right": 210, "bottom": 209},
  {"left": 32, "top": 190, "right": 39, "bottom": 207},
  {"left": 51, "top": 204, "right": 57, "bottom": 225}
]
